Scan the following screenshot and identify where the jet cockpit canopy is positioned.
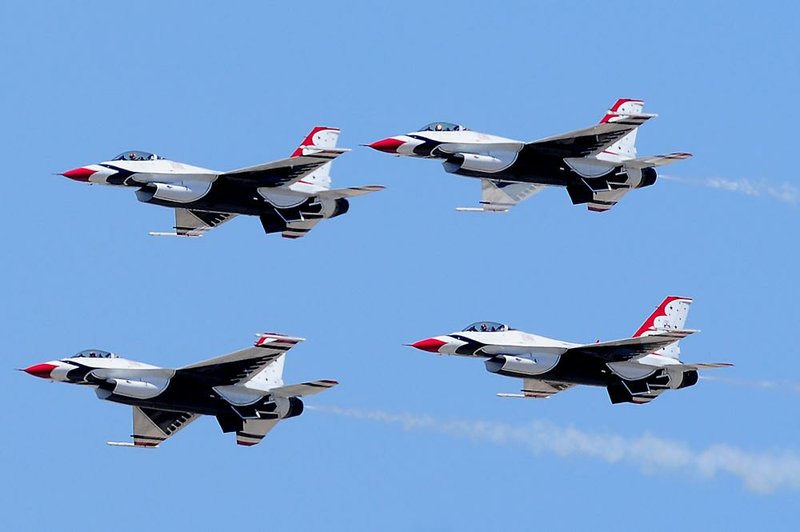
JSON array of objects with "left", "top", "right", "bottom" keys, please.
[
  {"left": 462, "top": 321, "right": 512, "bottom": 333},
  {"left": 419, "top": 122, "right": 467, "bottom": 132},
  {"left": 73, "top": 349, "right": 118, "bottom": 359},
  {"left": 112, "top": 150, "right": 164, "bottom": 161}
]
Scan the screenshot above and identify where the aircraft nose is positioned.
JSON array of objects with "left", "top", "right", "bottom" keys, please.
[
  {"left": 22, "top": 363, "right": 58, "bottom": 379},
  {"left": 409, "top": 337, "right": 448, "bottom": 353},
  {"left": 367, "top": 137, "right": 407, "bottom": 154},
  {"left": 61, "top": 166, "right": 97, "bottom": 182}
]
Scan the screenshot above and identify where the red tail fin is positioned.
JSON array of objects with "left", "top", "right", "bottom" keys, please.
[
  {"left": 599, "top": 98, "right": 645, "bottom": 123},
  {"left": 290, "top": 126, "right": 341, "bottom": 157},
  {"left": 633, "top": 296, "right": 693, "bottom": 337}
]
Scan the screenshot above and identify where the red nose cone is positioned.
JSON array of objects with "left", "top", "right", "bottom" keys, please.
[
  {"left": 61, "top": 167, "right": 96, "bottom": 182},
  {"left": 368, "top": 138, "right": 405, "bottom": 154},
  {"left": 23, "top": 363, "right": 58, "bottom": 379},
  {"left": 410, "top": 338, "right": 447, "bottom": 353}
]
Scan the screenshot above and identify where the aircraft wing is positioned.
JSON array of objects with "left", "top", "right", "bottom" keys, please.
[
  {"left": 456, "top": 179, "right": 545, "bottom": 213},
  {"left": 220, "top": 148, "right": 349, "bottom": 188},
  {"left": 524, "top": 113, "right": 655, "bottom": 158},
  {"left": 565, "top": 329, "right": 697, "bottom": 362},
  {"left": 498, "top": 379, "right": 575, "bottom": 399},
  {"left": 122, "top": 407, "right": 199, "bottom": 448},
  {"left": 236, "top": 419, "right": 280, "bottom": 446},
  {"left": 149, "top": 209, "right": 237, "bottom": 237},
  {"left": 178, "top": 333, "right": 304, "bottom": 386}
]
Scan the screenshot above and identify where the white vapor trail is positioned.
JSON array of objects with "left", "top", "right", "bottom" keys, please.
[
  {"left": 701, "top": 374, "right": 800, "bottom": 395},
  {"left": 662, "top": 175, "right": 799, "bottom": 205},
  {"left": 310, "top": 405, "right": 800, "bottom": 494}
]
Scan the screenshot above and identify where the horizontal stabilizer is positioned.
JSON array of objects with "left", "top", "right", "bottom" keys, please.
[
  {"left": 281, "top": 218, "right": 322, "bottom": 240},
  {"left": 673, "top": 361, "right": 734, "bottom": 370},
  {"left": 624, "top": 152, "right": 693, "bottom": 169},
  {"left": 269, "top": 379, "right": 338, "bottom": 398},
  {"left": 317, "top": 185, "right": 385, "bottom": 199},
  {"left": 236, "top": 418, "right": 279, "bottom": 446}
]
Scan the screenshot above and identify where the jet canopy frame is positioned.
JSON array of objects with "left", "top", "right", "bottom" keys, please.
[
  {"left": 73, "top": 349, "right": 118, "bottom": 359},
  {"left": 419, "top": 122, "right": 467, "bottom": 132},
  {"left": 112, "top": 150, "right": 165, "bottom": 161},
  {"left": 462, "top": 321, "right": 513, "bottom": 333}
]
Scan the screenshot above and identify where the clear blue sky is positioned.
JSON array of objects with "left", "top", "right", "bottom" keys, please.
[{"left": 2, "top": 1, "right": 798, "bottom": 530}]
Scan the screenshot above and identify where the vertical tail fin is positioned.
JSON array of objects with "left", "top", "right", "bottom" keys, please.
[
  {"left": 599, "top": 99, "right": 645, "bottom": 159},
  {"left": 290, "top": 126, "right": 340, "bottom": 191},
  {"left": 632, "top": 296, "right": 693, "bottom": 359},
  {"left": 250, "top": 354, "right": 285, "bottom": 388},
  {"left": 246, "top": 333, "right": 293, "bottom": 389}
]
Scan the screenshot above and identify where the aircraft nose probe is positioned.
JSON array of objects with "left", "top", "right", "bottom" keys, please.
[
  {"left": 367, "top": 138, "right": 405, "bottom": 154},
  {"left": 61, "top": 167, "right": 97, "bottom": 181},
  {"left": 408, "top": 338, "right": 447, "bottom": 353},
  {"left": 21, "top": 363, "right": 58, "bottom": 379}
]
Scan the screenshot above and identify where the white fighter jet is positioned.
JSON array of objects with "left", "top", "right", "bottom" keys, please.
[
  {"left": 22, "top": 332, "right": 337, "bottom": 447},
  {"left": 409, "top": 297, "right": 731, "bottom": 404},
  {"left": 368, "top": 99, "right": 689, "bottom": 212},
  {"left": 61, "top": 127, "right": 383, "bottom": 238}
]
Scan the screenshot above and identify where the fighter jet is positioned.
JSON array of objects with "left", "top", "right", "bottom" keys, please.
[
  {"left": 21, "top": 332, "right": 337, "bottom": 447},
  {"left": 368, "top": 99, "right": 689, "bottom": 212},
  {"left": 61, "top": 127, "right": 383, "bottom": 238},
  {"left": 409, "top": 297, "right": 731, "bottom": 405}
]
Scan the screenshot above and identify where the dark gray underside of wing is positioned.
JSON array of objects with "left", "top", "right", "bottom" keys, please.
[
  {"left": 184, "top": 210, "right": 232, "bottom": 228},
  {"left": 177, "top": 351, "right": 284, "bottom": 386},
  {"left": 221, "top": 154, "right": 341, "bottom": 187},
  {"left": 523, "top": 115, "right": 652, "bottom": 159},
  {"left": 523, "top": 129, "right": 633, "bottom": 159},
  {"left": 173, "top": 209, "right": 236, "bottom": 236},
  {"left": 140, "top": 407, "right": 195, "bottom": 435},
  {"left": 223, "top": 162, "right": 325, "bottom": 186},
  {"left": 564, "top": 332, "right": 693, "bottom": 362},
  {"left": 132, "top": 407, "right": 198, "bottom": 447}
]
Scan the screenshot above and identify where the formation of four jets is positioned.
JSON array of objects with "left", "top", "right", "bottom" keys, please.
[{"left": 25, "top": 99, "right": 731, "bottom": 447}]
